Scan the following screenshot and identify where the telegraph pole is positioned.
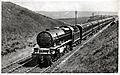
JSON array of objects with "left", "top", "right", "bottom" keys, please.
[
  {"left": 75, "top": 11, "right": 77, "bottom": 25},
  {"left": 92, "top": 12, "right": 94, "bottom": 21},
  {"left": 92, "top": 12, "right": 94, "bottom": 17}
]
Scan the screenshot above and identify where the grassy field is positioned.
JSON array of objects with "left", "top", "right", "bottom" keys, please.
[{"left": 53, "top": 22, "right": 118, "bottom": 73}]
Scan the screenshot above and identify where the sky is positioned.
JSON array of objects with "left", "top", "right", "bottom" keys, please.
[{"left": 1, "top": 0, "right": 119, "bottom": 12}]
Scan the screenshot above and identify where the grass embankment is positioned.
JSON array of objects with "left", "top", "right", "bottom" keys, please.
[
  {"left": 53, "top": 22, "right": 118, "bottom": 73},
  {"left": 2, "top": 2, "right": 67, "bottom": 56}
]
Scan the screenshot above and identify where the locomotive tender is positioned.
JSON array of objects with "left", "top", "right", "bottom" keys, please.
[{"left": 32, "top": 17, "right": 115, "bottom": 64}]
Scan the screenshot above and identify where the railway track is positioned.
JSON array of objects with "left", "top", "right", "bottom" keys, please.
[
  {"left": 12, "top": 64, "right": 39, "bottom": 73},
  {"left": 2, "top": 56, "right": 33, "bottom": 73},
  {"left": 2, "top": 20, "right": 115, "bottom": 73}
]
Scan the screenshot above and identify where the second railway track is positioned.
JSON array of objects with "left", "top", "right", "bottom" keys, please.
[{"left": 2, "top": 56, "right": 34, "bottom": 73}]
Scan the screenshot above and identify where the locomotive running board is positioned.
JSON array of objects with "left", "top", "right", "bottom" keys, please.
[{"left": 50, "top": 40, "right": 72, "bottom": 49}]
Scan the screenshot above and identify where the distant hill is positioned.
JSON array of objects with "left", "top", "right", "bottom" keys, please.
[
  {"left": 58, "top": 17, "right": 90, "bottom": 24},
  {"left": 58, "top": 15, "right": 111, "bottom": 24},
  {"left": 36, "top": 11, "right": 118, "bottom": 19},
  {"left": 2, "top": 2, "right": 66, "bottom": 55}
]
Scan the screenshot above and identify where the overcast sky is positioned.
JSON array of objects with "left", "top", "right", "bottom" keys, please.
[{"left": 2, "top": 0, "right": 119, "bottom": 12}]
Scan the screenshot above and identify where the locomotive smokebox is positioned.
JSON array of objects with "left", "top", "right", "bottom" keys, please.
[
  {"left": 37, "top": 32, "right": 53, "bottom": 48},
  {"left": 36, "top": 28, "right": 66, "bottom": 48}
]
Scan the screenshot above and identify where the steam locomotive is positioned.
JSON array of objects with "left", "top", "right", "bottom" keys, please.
[{"left": 32, "top": 17, "right": 115, "bottom": 64}]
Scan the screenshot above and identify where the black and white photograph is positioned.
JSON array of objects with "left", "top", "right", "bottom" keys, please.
[{"left": 1, "top": 0, "right": 119, "bottom": 73}]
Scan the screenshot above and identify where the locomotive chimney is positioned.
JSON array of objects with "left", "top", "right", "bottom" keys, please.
[{"left": 75, "top": 11, "right": 77, "bottom": 25}]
